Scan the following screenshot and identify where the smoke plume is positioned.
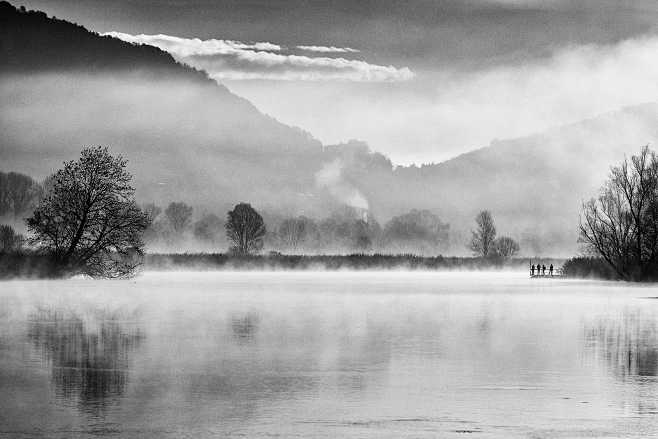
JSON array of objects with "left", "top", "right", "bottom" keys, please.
[{"left": 315, "top": 159, "right": 368, "bottom": 210}]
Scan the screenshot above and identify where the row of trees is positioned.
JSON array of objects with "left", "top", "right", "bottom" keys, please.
[
  {"left": 289, "top": 210, "right": 443, "bottom": 253},
  {"left": 144, "top": 201, "right": 267, "bottom": 255},
  {"left": 143, "top": 201, "right": 265, "bottom": 252},
  {"left": 2, "top": 146, "right": 524, "bottom": 278},
  {"left": 274, "top": 214, "right": 377, "bottom": 253},
  {"left": 8, "top": 143, "right": 657, "bottom": 280},
  {"left": 141, "top": 203, "right": 520, "bottom": 259},
  {"left": 1, "top": 147, "right": 270, "bottom": 277},
  {"left": 139, "top": 201, "right": 451, "bottom": 255}
]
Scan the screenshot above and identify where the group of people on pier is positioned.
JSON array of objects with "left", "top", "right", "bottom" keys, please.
[{"left": 531, "top": 263, "right": 554, "bottom": 276}]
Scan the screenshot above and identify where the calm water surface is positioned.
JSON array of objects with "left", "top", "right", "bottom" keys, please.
[{"left": 1, "top": 272, "right": 658, "bottom": 438}]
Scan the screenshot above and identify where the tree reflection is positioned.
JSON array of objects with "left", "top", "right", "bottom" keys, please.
[
  {"left": 585, "top": 312, "right": 658, "bottom": 379},
  {"left": 27, "top": 306, "right": 144, "bottom": 414},
  {"left": 230, "top": 312, "right": 260, "bottom": 343}
]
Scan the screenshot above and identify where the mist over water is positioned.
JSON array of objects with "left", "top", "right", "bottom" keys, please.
[{"left": 1, "top": 272, "right": 657, "bottom": 438}]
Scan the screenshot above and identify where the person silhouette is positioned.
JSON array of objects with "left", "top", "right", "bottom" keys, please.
[
  {"left": 531, "top": 264, "right": 535, "bottom": 276},
  {"left": 549, "top": 264, "right": 554, "bottom": 276},
  {"left": 542, "top": 264, "right": 546, "bottom": 275}
]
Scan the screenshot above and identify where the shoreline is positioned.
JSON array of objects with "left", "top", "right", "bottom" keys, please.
[
  {"left": 144, "top": 253, "right": 565, "bottom": 273},
  {"left": 1, "top": 252, "right": 565, "bottom": 280}
]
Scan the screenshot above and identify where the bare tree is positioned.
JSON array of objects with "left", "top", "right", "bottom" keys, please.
[
  {"left": 225, "top": 203, "right": 266, "bottom": 254},
  {"left": 278, "top": 217, "right": 305, "bottom": 252},
  {"left": 277, "top": 216, "right": 319, "bottom": 252},
  {"left": 580, "top": 146, "right": 658, "bottom": 280},
  {"left": 26, "top": 146, "right": 149, "bottom": 278},
  {"left": 0, "top": 172, "right": 42, "bottom": 218},
  {"left": 469, "top": 210, "right": 497, "bottom": 257},
  {"left": 164, "top": 202, "right": 193, "bottom": 235},
  {"left": 142, "top": 203, "right": 162, "bottom": 222},
  {"left": 494, "top": 236, "right": 519, "bottom": 258},
  {"left": 0, "top": 224, "right": 24, "bottom": 252}
]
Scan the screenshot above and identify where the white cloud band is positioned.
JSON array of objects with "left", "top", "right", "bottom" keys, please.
[
  {"left": 297, "top": 45, "right": 359, "bottom": 53},
  {"left": 103, "top": 32, "right": 413, "bottom": 82}
]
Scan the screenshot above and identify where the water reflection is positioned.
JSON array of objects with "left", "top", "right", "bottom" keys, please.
[
  {"left": 180, "top": 308, "right": 395, "bottom": 424},
  {"left": 4, "top": 273, "right": 657, "bottom": 438},
  {"left": 27, "top": 306, "right": 144, "bottom": 414},
  {"left": 585, "top": 312, "right": 658, "bottom": 379},
  {"left": 230, "top": 311, "right": 259, "bottom": 343}
]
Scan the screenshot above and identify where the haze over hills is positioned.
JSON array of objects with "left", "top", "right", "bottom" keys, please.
[
  {"left": 2, "top": 1, "right": 658, "bottom": 256},
  {"left": 0, "top": 1, "right": 326, "bottom": 214},
  {"left": 322, "top": 102, "right": 658, "bottom": 255}
]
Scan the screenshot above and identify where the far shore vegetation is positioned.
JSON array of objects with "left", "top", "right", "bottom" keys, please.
[
  {"left": 1, "top": 145, "right": 657, "bottom": 280},
  {"left": 0, "top": 251, "right": 564, "bottom": 279}
]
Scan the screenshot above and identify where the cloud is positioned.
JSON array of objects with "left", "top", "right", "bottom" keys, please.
[
  {"left": 297, "top": 45, "right": 359, "bottom": 53},
  {"left": 228, "top": 34, "right": 658, "bottom": 165},
  {"left": 104, "top": 32, "right": 412, "bottom": 82},
  {"left": 103, "top": 32, "right": 282, "bottom": 55}
]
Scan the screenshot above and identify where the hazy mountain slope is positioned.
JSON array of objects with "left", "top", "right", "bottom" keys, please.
[{"left": 0, "top": 1, "right": 325, "bottom": 215}]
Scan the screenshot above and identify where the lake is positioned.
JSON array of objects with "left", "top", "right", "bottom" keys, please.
[{"left": 1, "top": 272, "right": 657, "bottom": 438}]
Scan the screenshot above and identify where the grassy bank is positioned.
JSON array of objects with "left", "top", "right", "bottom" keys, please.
[
  {"left": 144, "top": 253, "right": 564, "bottom": 272},
  {"left": 561, "top": 257, "right": 619, "bottom": 280},
  {"left": 0, "top": 251, "right": 62, "bottom": 279},
  {"left": 1, "top": 251, "right": 576, "bottom": 278}
]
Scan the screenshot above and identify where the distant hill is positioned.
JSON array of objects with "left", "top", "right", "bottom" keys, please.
[{"left": 2, "top": 1, "right": 658, "bottom": 256}]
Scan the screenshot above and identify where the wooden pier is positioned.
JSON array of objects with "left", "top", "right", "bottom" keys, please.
[{"left": 530, "top": 273, "right": 564, "bottom": 278}]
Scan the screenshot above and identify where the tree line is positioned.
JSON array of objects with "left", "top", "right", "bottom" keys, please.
[
  {"left": 141, "top": 202, "right": 455, "bottom": 255},
  {"left": 0, "top": 147, "right": 273, "bottom": 276},
  {"left": 4, "top": 144, "right": 657, "bottom": 280},
  {"left": 1, "top": 146, "right": 524, "bottom": 278},
  {"left": 139, "top": 200, "right": 519, "bottom": 258}
]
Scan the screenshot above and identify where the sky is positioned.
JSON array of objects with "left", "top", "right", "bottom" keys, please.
[{"left": 18, "top": 0, "right": 658, "bottom": 164}]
